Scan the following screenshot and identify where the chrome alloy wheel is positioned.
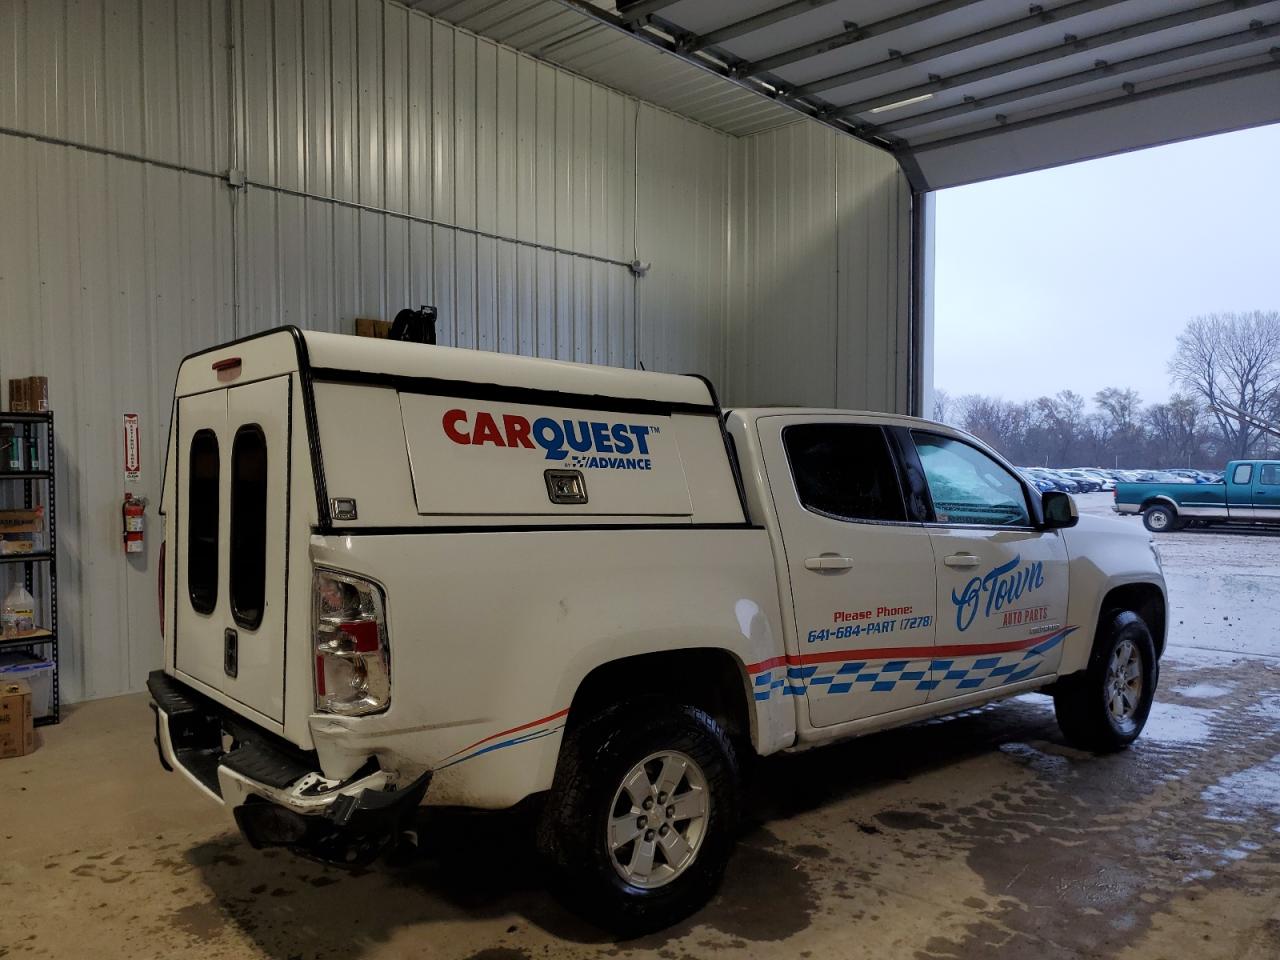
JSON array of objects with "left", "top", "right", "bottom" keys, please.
[
  {"left": 608, "top": 750, "right": 710, "bottom": 889},
  {"left": 1147, "top": 509, "right": 1169, "bottom": 531},
  {"left": 1106, "top": 638, "right": 1144, "bottom": 732}
]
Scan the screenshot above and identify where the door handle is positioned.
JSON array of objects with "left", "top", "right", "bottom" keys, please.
[
  {"left": 943, "top": 553, "right": 981, "bottom": 568},
  {"left": 805, "top": 556, "right": 855, "bottom": 571}
]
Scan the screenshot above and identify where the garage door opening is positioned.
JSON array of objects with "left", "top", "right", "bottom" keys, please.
[{"left": 929, "top": 121, "right": 1280, "bottom": 480}]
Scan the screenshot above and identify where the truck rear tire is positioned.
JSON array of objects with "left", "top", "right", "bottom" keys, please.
[
  {"left": 1053, "top": 611, "right": 1157, "bottom": 753},
  {"left": 1142, "top": 504, "right": 1180, "bottom": 532},
  {"left": 538, "top": 699, "right": 740, "bottom": 935}
]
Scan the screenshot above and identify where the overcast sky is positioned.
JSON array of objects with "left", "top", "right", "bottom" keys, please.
[{"left": 933, "top": 122, "right": 1280, "bottom": 407}]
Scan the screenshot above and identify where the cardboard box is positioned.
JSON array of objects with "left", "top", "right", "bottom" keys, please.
[
  {"left": 26, "top": 376, "right": 49, "bottom": 412},
  {"left": 0, "top": 508, "right": 43, "bottom": 534},
  {"left": 0, "top": 680, "right": 34, "bottom": 758},
  {"left": 8, "top": 378, "right": 28, "bottom": 412},
  {"left": 355, "top": 317, "right": 391, "bottom": 339},
  {"left": 0, "top": 508, "right": 42, "bottom": 555}
]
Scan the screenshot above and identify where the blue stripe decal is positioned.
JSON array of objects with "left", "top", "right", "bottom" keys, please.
[
  {"left": 749, "top": 625, "right": 1077, "bottom": 702},
  {"left": 437, "top": 725, "right": 564, "bottom": 770}
]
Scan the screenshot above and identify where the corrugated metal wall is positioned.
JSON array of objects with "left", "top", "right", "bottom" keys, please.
[
  {"left": 0, "top": 0, "right": 909, "bottom": 704},
  {"left": 0, "top": 0, "right": 734, "bottom": 703},
  {"left": 730, "top": 122, "right": 912, "bottom": 413}
]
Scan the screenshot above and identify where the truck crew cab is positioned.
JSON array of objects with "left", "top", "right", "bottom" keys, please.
[{"left": 150, "top": 327, "right": 1167, "bottom": 933}]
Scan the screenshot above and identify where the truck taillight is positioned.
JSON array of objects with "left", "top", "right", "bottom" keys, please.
[
  {"left": 158, "top": 540, "right": 166, "bottom": 637},
  {"left": 313, "top": 569, "right": 391, "bottom": 716}
]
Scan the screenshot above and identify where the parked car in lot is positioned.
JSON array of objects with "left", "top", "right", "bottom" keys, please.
[
  {"left": 1076, "top": 469, "right": 1116, "bottom": 491},
  {"left": 1019, "top": 469, "right": 1056, "bottom": 493},
  {"left": 1114, "top": 459, "right": 1280, "bottom": 531},
  {"left": 1023, "top": 468, "right": 1079, "bottom": 493},
  {"left": 149, "top": 327, "right": 1169, "bottom": 933},
  {"left": 1058, "top": 469, "right": 1102, "bottom": 492}
]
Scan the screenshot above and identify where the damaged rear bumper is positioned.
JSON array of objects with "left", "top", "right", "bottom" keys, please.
[{"left": 147, "top": 670, "right": 429, "bottom": 866}]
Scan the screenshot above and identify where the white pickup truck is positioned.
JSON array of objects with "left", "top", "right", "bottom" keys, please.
[{"left": 149, "top": 327, "right": 1167, "bottom": 932}]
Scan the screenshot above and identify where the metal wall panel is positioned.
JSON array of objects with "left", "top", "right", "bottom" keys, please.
[
  {"left": 0, "top": 135, "right": 234, "bottom": 702},
  {"left": 0, "top": 0, "right": 230, "bottom": 173},
  {"left": 728, "top": 121, "right": 911, "bottom": 412},
  {"left": 0, "top": 0, "right": 739, "bottom": 703}
]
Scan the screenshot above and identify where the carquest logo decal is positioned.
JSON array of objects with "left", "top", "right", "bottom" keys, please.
[{"left": 442, "top": 409, "right": 657, "bottom": 470}]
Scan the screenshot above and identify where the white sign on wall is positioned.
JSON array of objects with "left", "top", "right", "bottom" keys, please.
[{"left": 123, "top": 413, "right": 141, "bottom": 487}]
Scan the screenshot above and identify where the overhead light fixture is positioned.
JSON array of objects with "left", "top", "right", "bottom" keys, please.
[{"left": 868, "top": 93, "right": 934, "bottom": 114}]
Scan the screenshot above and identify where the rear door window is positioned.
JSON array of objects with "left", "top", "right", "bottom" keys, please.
[
  {"left": 1233, "top": 463, "right": 1254, "bottom": 485},
  {"left": 187, "top": 430, "right": 220, "bottom": 614},
  {"left": 230, "top": 425, "right": 268, "bottom": 629},
  {"left": 911, "top": 432, "right": 1030, "bottom": 527},
  {"left": 783, "top": 423, "right": 906, "bottom": 523}
]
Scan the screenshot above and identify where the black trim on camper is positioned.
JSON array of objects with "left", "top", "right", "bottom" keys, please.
[
  {"left": 686, "top": 373, "right": 751, "bottom": 525},
  {"left": 176, "top": 325, "right": 332, "bottom": 530},
  {"left": 309, "top": 366, "right": 719, "bottom": 418},
  {"left": 312, "top": 522, "right": 764, "bottom": 536}
]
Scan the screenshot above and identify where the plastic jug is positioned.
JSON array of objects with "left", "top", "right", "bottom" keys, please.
[{"left": 1, "top": 583, "right": 35, "bottom": 638}]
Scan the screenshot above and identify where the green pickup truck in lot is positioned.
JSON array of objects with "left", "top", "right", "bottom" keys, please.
[{"left": 1114, "top": 460, "right": 1280, "bottom": 532}]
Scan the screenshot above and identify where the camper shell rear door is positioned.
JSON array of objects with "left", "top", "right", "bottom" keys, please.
[{"left": 164, "top": 331, "right": 314, "bottom": 733}]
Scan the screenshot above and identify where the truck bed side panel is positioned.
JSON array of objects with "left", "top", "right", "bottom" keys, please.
[{"left": 306, "top": 527, "right": 791, "bottom": 808}]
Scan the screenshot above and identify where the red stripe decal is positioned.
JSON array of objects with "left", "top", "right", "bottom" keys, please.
[
  {"left": 441, "top": 707, "right": 570, "bottom": 762},
  {"left": 745, "top": 654, "right": 789, "bottom": 674},
  {"left": 745, "top": 626, "right": 1072, "bottom": 675}
]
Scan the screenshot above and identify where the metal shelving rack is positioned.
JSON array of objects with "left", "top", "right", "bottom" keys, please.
[{"left": 1, "top": 410, "right": 58, "bottom": 725}]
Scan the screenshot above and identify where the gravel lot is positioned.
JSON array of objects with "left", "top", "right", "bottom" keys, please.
[{"left": 1076, "top": 491, "right": 1280, "bottom": 660}]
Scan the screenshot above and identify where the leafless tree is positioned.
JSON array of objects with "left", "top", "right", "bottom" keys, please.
[
  {"left": 1095, "top": 387, "right": 1144, "bottom": 465},
  {"left": 1033, "top": 390, "right": 1087, "bottom": 464},
  {"left": 931, "top": 388, "right": 953, "bottom": 424},
  {"left": 1169, "top": 311, "right": 1280, "bottom": 459},
  {"left": 1145, "top": 393, "right": 1206, "bottom": 468},
  {"left": 957, "top": 394, "right": 1031, "bottom": 458}
]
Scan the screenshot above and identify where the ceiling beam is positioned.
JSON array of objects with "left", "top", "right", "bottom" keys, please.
[
  {"left": 742, "top": 0, "right": 986, "bottom": 77},
  {"left": 690, "top": 0, "right": 842, "bottom": 52},
  {"left": 838, "top": 0, "right": 1275, "bottom": 118},
  {"left": 870, "top": 20, "right": 1280, "bottom": 134},
  {"left": 553, "top": 0, "right": 903, "bottom": 154},
  {"left": 795, "top": 0, "right": 1129, "bottom": 97},
  {"left": 616, "top": 0, "right": 683, "bottom": 25},
  {"left": 906, "top": 55, "right": 1280, "bottom": 155}
]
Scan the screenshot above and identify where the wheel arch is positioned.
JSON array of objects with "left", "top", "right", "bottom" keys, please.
[
  {"left": 1139, "top": 495, "right": 1180, "bottom": 515},
  {"left": 564, "top": 648, "right": 757, "bottom": 759},
  {"left": 1096, "top": 582, "right": 1168, "bottom": 660}
]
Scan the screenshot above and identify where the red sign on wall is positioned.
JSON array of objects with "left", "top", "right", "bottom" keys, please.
[{"left": 123, "top": 413, "right": 141, "bottom": 487}]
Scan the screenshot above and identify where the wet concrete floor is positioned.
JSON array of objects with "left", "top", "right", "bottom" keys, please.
[{"left": 3, "top": 495, "right": 1277, "bottom": 959}]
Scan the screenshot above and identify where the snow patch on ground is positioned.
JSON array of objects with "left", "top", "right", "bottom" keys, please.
[
  {"left": 1248, "top": 694, "right": 1280, "bottom": 721},
  {"left": 1141, "top": 701, "right": 1218, "bottom": 746},
  {"left": 1173, "top": 682, "right": 1234, "bottom": 700},
  {"left": 1201, "top": 754, "right": 1280, "bottom": 823}
]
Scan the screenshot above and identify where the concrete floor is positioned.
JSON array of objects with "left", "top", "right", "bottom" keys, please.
[{"left": 4, "top": 493, "right": 1279, "bottom": 960}]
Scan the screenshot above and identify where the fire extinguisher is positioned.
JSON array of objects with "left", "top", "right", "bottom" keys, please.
[{"left": 123, "top": 494, "right": 147, "bottom": 554}]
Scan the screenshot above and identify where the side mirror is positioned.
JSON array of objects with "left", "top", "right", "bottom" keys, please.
[{"left": 1041, "top": 490, "right": 1078, "bottom": 529}]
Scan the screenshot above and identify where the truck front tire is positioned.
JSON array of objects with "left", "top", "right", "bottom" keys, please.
[
  {"left": 1053, "top": 611, "right": 1157, "bottom": 753},
  {"left": 1142, "top": 504, "right": 1180, "bottom": 532},
  {"left": 538, "top": 699, "right": 740, "bottom": 935}
]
